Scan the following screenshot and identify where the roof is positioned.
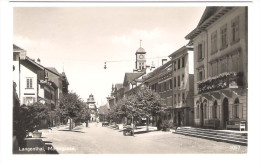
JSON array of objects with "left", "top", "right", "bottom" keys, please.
[
  {"left": 123, "top": 72, "right": 145, "bottom": 86},
  {"left": 136, "top": 47, "right": 146, "bottom": 54},
  {"left": 46, "top": 67, "right": 62, "bottom": 77},
  {"left": 87, "top": 94, "right": 96, "bottom": 103},
  {"left": 185, "top": 7, "right": 233, "bottom": 40},
  {"left": 13, "top": 44, "right": 24, "bottom": 52},
  {"left": 197, "top": 7, "right": 220, "bottom": 26},
  {"left": 98, "top": 103, "right": 110, "bottom": 115},
  {"left": 168, "top": 45, "right": 193, "bottom": 58},
  {"left": 143, "top": 60, "right": 172, "bottom": 82}
]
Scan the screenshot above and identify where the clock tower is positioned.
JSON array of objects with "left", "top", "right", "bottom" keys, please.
[{"left": 135, "top": 40, "right": 146, "bottom": 71}]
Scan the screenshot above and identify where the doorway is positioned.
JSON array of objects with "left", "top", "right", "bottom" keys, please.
[
  {"left": 200, "top": 103, "right": 204, "bottom": 127},
  {"left": 223, "top": 98, "right": 229, "bottom": 128}
]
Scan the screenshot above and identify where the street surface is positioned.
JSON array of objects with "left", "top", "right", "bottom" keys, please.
[{"left": 41, "top": 123, "right": 247, "bottom": 154}]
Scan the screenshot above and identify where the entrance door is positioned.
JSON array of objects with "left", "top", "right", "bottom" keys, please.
[
  {"left": 200, "top": 103, "right": 204, "bottom": 127},
  {"left": 223, "top": 98, "right": 229, "bottom": 128},
  {"left": 177, "top": 112, "right": 181, "bottom": 126}
]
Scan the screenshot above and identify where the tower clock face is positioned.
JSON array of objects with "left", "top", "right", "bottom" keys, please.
[{"left": 139, "top": 54, "right": 144, "bottom": 59}]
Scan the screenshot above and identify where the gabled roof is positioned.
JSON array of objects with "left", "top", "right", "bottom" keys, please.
[
  {"left": 123, "top": 72, "right": 145, "bottom": 86},
  {"left": 46, "top": 67, "right": 62, "bottom": 77},
  {"left": 185, "top": 7, "right": 233, "bottom": 40},
  {"left": 197, "top": 7, "right": 221, "bottom": 26},
  {"left": 143, "top": 60, "right": 172, "bottom": 81},
  {"left": 13, "top": 44, "right": 25, "bottom": 52}
]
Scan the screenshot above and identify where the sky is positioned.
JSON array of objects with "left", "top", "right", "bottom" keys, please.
[{"left": 13, "top": 7, "right": 205, "bottom": 107}]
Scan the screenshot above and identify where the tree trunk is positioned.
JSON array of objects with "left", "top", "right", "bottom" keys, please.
[{"left": 146, "top": 117, "right": 149, "bottom": 131}]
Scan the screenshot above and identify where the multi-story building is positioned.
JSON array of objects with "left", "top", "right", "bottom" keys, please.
[
  {"left": 168, "top": 46, "right": 194, "bottom": 126},
  {"left": 185, "top": 7, "right": 248, "bottom": 129},
  {"left": 142, "top": 59, "right": 173, "bottom": 125}
]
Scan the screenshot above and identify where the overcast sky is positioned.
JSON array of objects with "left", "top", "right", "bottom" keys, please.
[{"left": 13, "top": 7, "right": 205, "bottom": 107}]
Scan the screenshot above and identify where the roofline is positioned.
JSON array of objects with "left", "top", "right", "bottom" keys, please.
[
  {"left": 25, "top": 56, "right": 45, "bottom": 70},
  {"left": 185, "top": 7, "right": 233, "bottom": 40},
  {"left": 169, "top": 45, "right": 193, "bottom": 58},
  {"left": 45, "top": 67, "right": 62, "bottom": 77}
]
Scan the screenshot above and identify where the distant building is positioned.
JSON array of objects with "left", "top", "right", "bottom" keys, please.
[
  {"left": 87, "top": 94, "right": 99, "bottom": 122},
  {"left": 185, "top": 7, "right": 248, "bottom": 129}
]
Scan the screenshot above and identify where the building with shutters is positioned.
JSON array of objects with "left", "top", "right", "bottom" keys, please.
[
  {"left": 185, "top": 7, "right": 248, "bottom": 129},
  {"left": 168, "top": 46, "right": 194, "bottom": 126}
]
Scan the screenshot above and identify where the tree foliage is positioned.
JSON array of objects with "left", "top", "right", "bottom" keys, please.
[
  {"left": 111, "top": 86, "right": 166, "bottom": 124},
  {"left": 58, "top": 92, "right": 89, "bottom": 123}
]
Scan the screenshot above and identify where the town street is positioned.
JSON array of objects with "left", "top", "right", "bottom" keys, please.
[{"left": 41, "top": 123, "right": 247, "bottom": 154}]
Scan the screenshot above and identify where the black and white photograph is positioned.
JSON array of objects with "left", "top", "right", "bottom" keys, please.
[{"left": 0, "top": 0, "right": 260, "bottom": 162}]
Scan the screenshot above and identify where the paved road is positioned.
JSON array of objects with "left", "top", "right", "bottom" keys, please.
[{"left": 41, "top": 123, "right": 247, "bottom": 154}]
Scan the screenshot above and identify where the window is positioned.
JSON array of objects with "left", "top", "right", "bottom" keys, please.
[
  {"left": 174, "top": 77, "right": 176, "bottom": 88},
  {"left": 211, "top": 62, "right": 218, "bottom": 77},
  {"left": 231, "top": 16, "right": 239, "bottom": 43},
  {"left": 182, "top": 93, "right": 185, "bottom": 104},
  {"left": 169, "top": 79, "right": 172, "bottom": 89},
  {"left": 234, "top": 98, "right": 240, "bottom": 118},
  {"left": 198, "top": 43, "right": 203, "bottom": 60},
  {"left": 211, "top": 31, "right": 218, "bottom": 54},
  {"left": 178, "top": 93, "right": 180, "bottom": 103},
  {"left": 182, "top": 56, "right": 185, "bottom": 68},
  {"left": 197, "top": 69, "right": 204, "bottom": 81},
  {"left": 174, "top": 94, "right": 177, "bottom": 104},
  {"left": 178, "top": 59, "right": 180, "bottom": 69},
  {"left": 178, "top": 76, "right": 180, "bottom": 87},
  {"left": 221, "top": 24, "right": 228, "bottom": 49},
  {"left": 164, "top": 82, "right": 167, "bottom": 91},
  {"left": 204, "top": 103, "right": 207, "bottom": 119},
  {"left": 182, "top": 74, "right": 184, "bottom": 82},
  {"left": 173, "top": 61, "right": 176, "bottom": 71},
  {"left": 196, "top": 104, "right": 200, "bottom": 118},
  {"left": 26, "top": 78, "right": 33, "bottom": 88}
]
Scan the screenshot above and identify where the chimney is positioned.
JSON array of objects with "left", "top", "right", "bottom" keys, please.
[
  {"left": 37, "top": 58, "right": 41, "bottom": 64},
  {"left": 162, "top": 59, "right": 167, "bottom": 65}
]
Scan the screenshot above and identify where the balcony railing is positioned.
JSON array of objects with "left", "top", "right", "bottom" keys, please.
[{"left": 198, "top": 72, "right": 243, "bottom": 94}]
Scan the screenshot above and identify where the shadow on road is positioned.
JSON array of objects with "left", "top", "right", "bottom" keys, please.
[{"left": 58, "top": 129, "right": 85, "bottom": 133}]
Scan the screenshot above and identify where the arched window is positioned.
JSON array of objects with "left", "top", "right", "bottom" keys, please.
[
  {"left": 212, "top": 101, "right": 218, "bottom": 119},
  {"left": 234, "top": 98, "right": 240, "bottom": 118},
  {"left": 196, "top": 102, "right": 200, "bottom": 119}
]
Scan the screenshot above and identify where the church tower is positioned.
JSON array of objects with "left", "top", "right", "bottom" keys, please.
[{"left": 135, "top": 40, "right": 146, "bottom": 71}]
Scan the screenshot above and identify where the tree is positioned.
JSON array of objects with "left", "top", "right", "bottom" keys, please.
[
  {"left": 58, "top": 92, "right": 89, "bottom": 129},
  {"left": 112, "top": 86, "right": 166, "bottom": 130}
]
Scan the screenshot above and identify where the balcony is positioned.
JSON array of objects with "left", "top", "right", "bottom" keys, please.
[{"left": 198, "top": 72, "right": 243, "bottom": 94}]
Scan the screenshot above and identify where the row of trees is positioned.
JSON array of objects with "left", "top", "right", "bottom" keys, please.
[
  {"left": 107, "top": 86, "right": 167, "bottom": 130},
  {"left": 13, "top": 91, "right": 90, "bottom": 148}
]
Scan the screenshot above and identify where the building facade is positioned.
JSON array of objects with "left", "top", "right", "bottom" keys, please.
[
  {"left": 87, "top": 94, "right": 99, "bottom": 122},
  {"left": 185, "top": 7, "right": 248, "bottom": 129},
  {"left": 169, "top": 46, "right": 194, "bottom": 126}
]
